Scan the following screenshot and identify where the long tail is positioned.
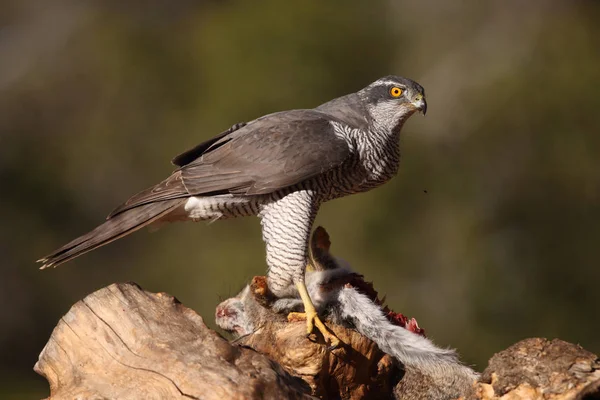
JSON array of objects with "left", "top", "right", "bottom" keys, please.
[
  {"left": 338, "top": 287, "right": 479, "bottom": 385},
  {"left": 37, "top": 199, "right": 185, "bottom": 269}
]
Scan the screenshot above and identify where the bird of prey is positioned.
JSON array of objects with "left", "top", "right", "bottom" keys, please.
[{"left": 38, "top": 75, "right": 427, "bottom": 347}]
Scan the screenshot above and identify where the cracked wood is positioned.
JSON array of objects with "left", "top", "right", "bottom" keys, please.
[{"left": 34, "top": 282, "right": 312, "bottom": 400}]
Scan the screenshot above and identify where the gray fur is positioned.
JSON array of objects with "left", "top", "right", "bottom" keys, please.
[{"left": 292, "top": 269, "right": 477, "bottom": 376}]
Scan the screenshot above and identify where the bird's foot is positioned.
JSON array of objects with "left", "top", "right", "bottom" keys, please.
[
  {"left": 293, "top": 279, "right": 341, "bottom": 349},
  {"left": 287, "top": 310, "right": 341, "bottom": 350}
]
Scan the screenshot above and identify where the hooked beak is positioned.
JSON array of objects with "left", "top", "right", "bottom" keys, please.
[{"left": 412, "top": 94, "right": 427, "bottom": 115}]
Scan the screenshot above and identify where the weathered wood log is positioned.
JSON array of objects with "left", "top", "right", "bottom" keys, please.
[
  {"left": 239, "top": 320, "right": 398, "bottom": 399},
  {"left": 472, "top": 338, "right": 600, "bottom": 400},
  {"left": 34, "top": 282, "right": 313, "bottom": 400},
  {"left": 35, "top": 282, "right": 600, "bottom": 400}
]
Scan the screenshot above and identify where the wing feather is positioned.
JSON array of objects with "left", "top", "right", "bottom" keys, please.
[
  {"left": 110, "top": 110, "right": 351, "bottom": 216},
  {"left": 181, "top": 110, "right": 351, "bottom": 196},
  {"left": 171, "top": 122, "right": 247, "bottom": 167}
]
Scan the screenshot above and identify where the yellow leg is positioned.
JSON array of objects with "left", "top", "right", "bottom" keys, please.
[{"left": 288, "top": 280, "right": 341, "bottom": 349}]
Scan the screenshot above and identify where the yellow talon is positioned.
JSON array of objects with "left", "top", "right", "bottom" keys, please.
[{"left": 290, "top": 280, "right": 341, "bottom": 349}]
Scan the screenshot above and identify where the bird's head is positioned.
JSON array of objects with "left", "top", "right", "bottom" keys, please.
[{"left": 358, "top": 75, "right": 427, "bottom": 133}]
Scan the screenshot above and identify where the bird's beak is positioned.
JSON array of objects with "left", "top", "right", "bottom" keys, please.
[{"left": 412, "top": 94, "right": 427, "bottom": 115}]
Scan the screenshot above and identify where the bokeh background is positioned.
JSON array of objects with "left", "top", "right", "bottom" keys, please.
[{"left": 1, "top": 0, "right": 599, "bottom": 397}]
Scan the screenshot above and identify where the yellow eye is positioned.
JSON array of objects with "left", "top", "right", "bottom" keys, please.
[{"left": 390, "top": 87, "right": 403, "bottom": 97}]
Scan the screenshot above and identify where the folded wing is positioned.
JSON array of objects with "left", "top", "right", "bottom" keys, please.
[{"left": 111, "top": 110, "right": 351, "bottom": 216}]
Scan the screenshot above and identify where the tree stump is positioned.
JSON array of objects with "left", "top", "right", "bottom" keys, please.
[{"left": 35, "top": 282, "right": 600, "bottom": 400}]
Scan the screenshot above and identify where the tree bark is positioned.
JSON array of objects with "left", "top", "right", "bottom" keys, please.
[
  {"left": 34, "top": 282, "right": 313, "bottom": 400},
  {"left": 472, "top": 338, "right": 600, "bottom": 399},
  {"left": 35, "top": 282, "right": 600, "bottom": 400}
]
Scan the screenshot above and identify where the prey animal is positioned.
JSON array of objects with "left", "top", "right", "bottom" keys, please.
[
  {"left": 38, "top": 76, "right": 427, "bottom": 346},
  {"left": 216, "top": 227, "right": 479, "bottom": 399}
]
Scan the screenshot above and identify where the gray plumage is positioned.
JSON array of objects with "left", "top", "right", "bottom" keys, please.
[{"left": 38, "top": 76, "right": 426, "bottom": 298}]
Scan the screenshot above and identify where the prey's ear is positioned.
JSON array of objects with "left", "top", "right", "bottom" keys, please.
[
  {"left": 250, "top": 276, "right": 277, "bottom": 307},
  {"left": 309, "top": 226, "right": 340, "bottom": 271}
]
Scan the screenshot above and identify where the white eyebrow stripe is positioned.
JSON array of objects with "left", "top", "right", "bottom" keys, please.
[{"left": 372, "top": 79, "right": 404, "bottom": 87}]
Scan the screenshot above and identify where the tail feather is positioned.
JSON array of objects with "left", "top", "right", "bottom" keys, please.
[{"left": 38, "top": 199, "right": 186, "bottom": 269}]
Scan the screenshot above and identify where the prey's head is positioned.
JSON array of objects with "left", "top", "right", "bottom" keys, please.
[
  {"left": 215, "top": 287, "right": 255, "bottom": 337},
  {"left": 358, "top": 75, "right": 427, "bottom": 132}
]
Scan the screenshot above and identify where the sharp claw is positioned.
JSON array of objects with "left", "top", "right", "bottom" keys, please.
[
  {"left": 288, "top": 311, "right": 342, "bottom": 349},
  {"left": 325, "top": 334, "right": 341, "bottom": 350},
  {"left": 306, "top": 334, "right": 318, "bottom": 343},
  {"left": 292, "top": 281, "right": 343, "bottom": 350}
]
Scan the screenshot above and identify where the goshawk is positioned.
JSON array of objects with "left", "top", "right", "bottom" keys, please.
[{"left": 39, "top": 75, "right": 427, "bottom": 346}]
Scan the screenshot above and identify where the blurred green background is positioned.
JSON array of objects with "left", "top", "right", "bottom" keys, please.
[{"left": 1, "top": 0, "right": 599, "bottom": 398}]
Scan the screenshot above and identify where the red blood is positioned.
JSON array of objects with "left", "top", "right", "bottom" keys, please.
[{"left": 345, "top": 275, "right": 426, "bottom": 337}]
